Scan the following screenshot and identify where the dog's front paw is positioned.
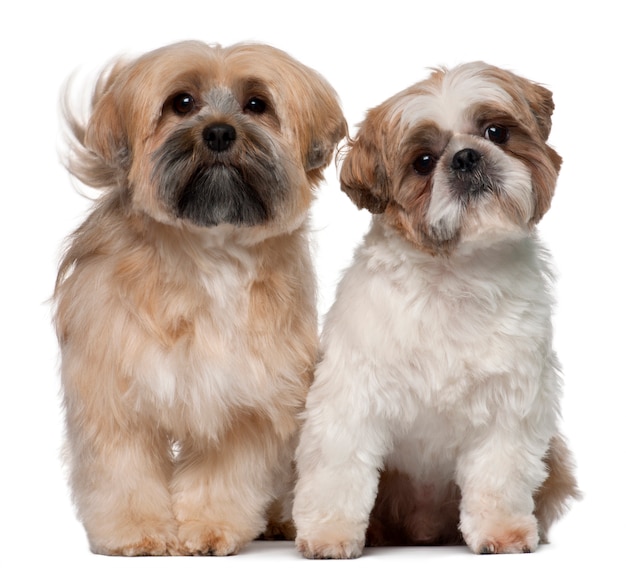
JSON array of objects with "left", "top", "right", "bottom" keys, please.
[
  {"left": 97, "top": 535, "right": 174, "bottom": 556},
  {"left": 89, "top": 523, "right": 179, "bottom": 556},
  {"left": 297, "top": 537, "right": 364, "bottom": 560},
  {"left": 462, "top": 513, "right": 539, "bottom": 554},
  {"left": 296, "top": 523, "right": 365, "bottom": 559},
  {"left": 176, "top": 521, "right": 251, "bottom": 556}
]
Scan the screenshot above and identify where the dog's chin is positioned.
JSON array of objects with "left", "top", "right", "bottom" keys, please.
[
  {"left": 458, "top": 207, "right": 533, "bottom": 248},
  {"left": 423, "top": 202, "right": 533, "bottom": 255},
  {"left": 177, "top": 165, "right": 268, "bottom": 228}
]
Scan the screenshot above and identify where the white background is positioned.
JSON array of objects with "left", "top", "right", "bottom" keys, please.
[{"left": 1, "top": 1, "right": 623, "bottom": 565}]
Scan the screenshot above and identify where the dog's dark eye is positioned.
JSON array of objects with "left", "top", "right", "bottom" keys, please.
[
  {"left": 244, "top": 97, "right": 267, "bottom": 114},
  {"left": 172, "top": 93, "right": 196, "bottom": 115},
  {"left": 413, "top": 154, "right": 437, "bottom": 176},
  {"left": 485, "top": 125, "right": 509, "bottom": 144}
]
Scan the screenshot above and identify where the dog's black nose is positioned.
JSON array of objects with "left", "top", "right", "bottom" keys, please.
[
  {"left": 451, "top": 148, "right": 481, "bottom": 173},
  {"left": 203, "top": 123, "right": 237, "bottom": 152}
]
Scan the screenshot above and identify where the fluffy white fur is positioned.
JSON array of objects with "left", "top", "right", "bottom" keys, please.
[
  {"left": 296, "top": 225, "right": 558, "bottom": 555},
  {"left": 294, "top": 62, "right": 578, "bottom": 558}
]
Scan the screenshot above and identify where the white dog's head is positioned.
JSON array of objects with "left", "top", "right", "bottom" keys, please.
[{"left": 340, "top": 62, "right": 562, "bottom": 255}]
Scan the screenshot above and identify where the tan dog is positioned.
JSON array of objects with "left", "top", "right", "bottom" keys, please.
[{"left": 54, "top": 40, "right": 346, "bottom": 556}]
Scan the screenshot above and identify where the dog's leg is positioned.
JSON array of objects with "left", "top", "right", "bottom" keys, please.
[
  {"left": 262, "top": 460, "right": 298, "bottom": 541},
  {"left": 65, "top": 412, "right": 177, "bottom": 555},
  {"left": 293, "top": 404, "right": 390, "bottom": 559},
  {"left": 172, "top": 413, "right": 287, "bottom": 556},
  {"left": 456, "top": 426, "right": 550, "bottom": 554}
]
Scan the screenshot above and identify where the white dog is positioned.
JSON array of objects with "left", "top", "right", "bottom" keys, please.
[{"left": 294, "top": 62, "right": 579, "bottom": 558}]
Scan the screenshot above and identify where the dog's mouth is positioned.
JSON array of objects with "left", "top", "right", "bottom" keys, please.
[
  {"left": 447, "top": 148, "right": 503, "bottom": 202},
  {"left": 177, "top": 164, "right": 268, "bottom": 227},
  {"left": 152, "top": 125, "right": 291, "bottom": 228}
]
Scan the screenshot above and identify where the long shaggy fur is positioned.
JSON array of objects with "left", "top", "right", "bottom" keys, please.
[{"left": 54, "top": 40, "right": 346, "bottom": 556}]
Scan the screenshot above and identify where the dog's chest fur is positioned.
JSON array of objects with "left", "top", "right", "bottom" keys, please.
[
  {"left": 324, "top": 219, "right": 556, "bottom": 445},
  {"left": 59, "top": 215, "right": 315, "bottom": 441},
  {"left": 131, "top": 230, "right": 313, "bottom": 437},
  {"left": 130, "top": 238, "right": 260, "bottom": 423}
]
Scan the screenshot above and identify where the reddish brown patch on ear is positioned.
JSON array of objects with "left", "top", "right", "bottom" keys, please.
[
  {"left": 501, "top": 68, "right": 562, "bottom": 223},
  {"left": 531, "top": 143, "right": 562, "bottom": 223},
  {"left": 503, "top": 129, "right": 561, "bottom": 226},
  {"left": 519, "top": 81, "right": 556, "bottom": 141},
  {"left": 340, "top": 138, "right": 389, "bottom": 213},
  {"left": 339, "top": 105, "right": 396, "bottom": 213}
]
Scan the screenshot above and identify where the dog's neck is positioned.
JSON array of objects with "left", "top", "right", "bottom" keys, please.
[{"left": 366, "top": 216, "right": 548, "bottom": 280}]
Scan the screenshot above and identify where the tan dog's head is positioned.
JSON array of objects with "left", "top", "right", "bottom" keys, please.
[
  {"left": 65, "top": 41, "right": 346, "bottom": 234},
  {"left": 340, "top": 62, "right": 561, "bottom": 255}
]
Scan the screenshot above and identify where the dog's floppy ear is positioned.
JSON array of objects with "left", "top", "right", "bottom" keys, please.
[
  {"left": 339, "top": 114, "right": 390, "bottom": 214},
  {"left": 512, "top": 76, "right": 562, "bottom": 223},
  {"left": 297, "top": 73, "right": 348, "bottom": 179},
  {"left": 83, "top": 60, "right": 131, "bottom": 169},
  {"left": 62, "top": 59, "right": 132, "bottom": 190},
  {"left": 304, "top": 85, "right": 347, "bottom": 172},
  {"left": 521, "top": 80, "right": 556, "bottom": 142}
]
